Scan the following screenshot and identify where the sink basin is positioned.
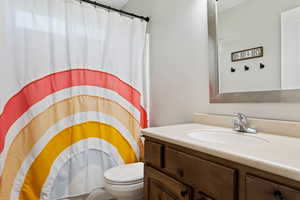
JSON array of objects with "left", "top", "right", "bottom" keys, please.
[{"left": 188, "top": 130, "right": 269, "bottom": 145}]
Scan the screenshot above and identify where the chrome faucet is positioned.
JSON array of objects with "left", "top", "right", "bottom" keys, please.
[{"left": 233, "top": 113, "right": 257, "bottom": 134}]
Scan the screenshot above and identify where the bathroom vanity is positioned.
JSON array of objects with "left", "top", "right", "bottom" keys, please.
[{"left": 142, "top": 123, "right": 300, "bottom": 200}]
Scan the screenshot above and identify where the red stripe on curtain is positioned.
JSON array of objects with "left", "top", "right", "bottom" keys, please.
[{"left": 0, "top": 69, "right": 148, "bottom": 153}]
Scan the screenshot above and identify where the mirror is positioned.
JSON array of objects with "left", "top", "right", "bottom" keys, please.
[{"left": 208, "top": 0, "right": 300, "bottom": 102}]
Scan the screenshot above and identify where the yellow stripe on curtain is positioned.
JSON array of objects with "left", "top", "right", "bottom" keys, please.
[{"left": 19, "top": 122, "right": 137, "bottom": 200}]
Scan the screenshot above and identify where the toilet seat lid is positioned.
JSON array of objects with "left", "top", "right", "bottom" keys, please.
[{"left": 104, "top": 162, "right": 144, "bottom": 185}]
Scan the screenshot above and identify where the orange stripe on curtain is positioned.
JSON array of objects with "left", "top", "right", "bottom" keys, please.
[{"left": 0, "top": 69, "right": 148, "bottom": 153}]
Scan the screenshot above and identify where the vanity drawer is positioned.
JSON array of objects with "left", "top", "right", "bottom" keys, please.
[
  {"left": 145, "top": 140, "right": 164, "bottom": 168},
  {"left": 164, "top": 147, "right": 237, "bottom": 200},
  {"left": 246, "top": 175, "right": 300, "bottom": 200}
]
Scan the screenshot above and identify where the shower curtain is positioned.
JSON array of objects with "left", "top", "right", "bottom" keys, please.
[{"left": 0, "top": 0, "right": 149, "bottom": 199}]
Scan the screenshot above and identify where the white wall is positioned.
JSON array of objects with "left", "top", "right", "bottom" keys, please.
[
  {"left": 217, "top": 0, "right": 248, "bottom": 12},
  {"left": 96, "top": 0, "right": 128, "bottom": 9},
  {"left": 124, "top": 0, "right": 300, "bottom": 127}
]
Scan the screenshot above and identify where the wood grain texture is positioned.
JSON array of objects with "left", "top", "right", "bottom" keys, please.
[
  {"left": 246, "top": 175, "right": 300, "bottom": 200},
  {"left": 145, "top": 166, "right": 192, "bottom": 200},
  {"left": 164, "top": 147, "right": 236, "bottom": 200},
  {"left": 144, "top": 141, "right": 164, "bottom": 168},
  {"left": 144, "top": 136, "right": 300, "bottom": 200}
]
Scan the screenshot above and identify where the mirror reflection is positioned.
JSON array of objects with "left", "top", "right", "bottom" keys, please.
[{"left": 217, "top": 0, "right": 300, "bottom": 93}]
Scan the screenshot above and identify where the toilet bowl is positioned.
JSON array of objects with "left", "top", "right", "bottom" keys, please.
[
  {"left": 86, "top": 188, "right": 114, "bottom": 200},
  {"left": 104, "top": 162, "right": 144, "bottom": 200}
]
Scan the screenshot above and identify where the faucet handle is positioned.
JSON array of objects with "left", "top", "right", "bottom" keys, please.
[
  {"left": 233, "top": 113, "right": 257, "bottom": 134},
  {"left": 234, "top": 113, "right": 247, "bottom": 122}
]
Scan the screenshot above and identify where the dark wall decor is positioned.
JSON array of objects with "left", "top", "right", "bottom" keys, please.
[{"left": 231, "top": 47, "right": 264, "bottom": 62}]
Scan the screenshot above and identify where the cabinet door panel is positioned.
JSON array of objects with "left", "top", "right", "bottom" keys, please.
[
  {"left": 246, "top": 175, "right": 300, "bottom": 200},
  {"left": 149, "top": 181, "right": 177, "bottom": 200},
  {"left": 145, "top": 141, "right": 164, "bottom": 168},
  {"left": 164, "top": 147, "right": 236, "bottom": 200},
  {"left": 194, "top": 191, "right": 214, "bottom": 200},
  {"left": 145, "top": 166, "right": 192, "bottom": 200}
]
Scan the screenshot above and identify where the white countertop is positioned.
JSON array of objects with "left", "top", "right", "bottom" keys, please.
[{"left": 142, "top": 123, "right": 300, "bottom": 182}]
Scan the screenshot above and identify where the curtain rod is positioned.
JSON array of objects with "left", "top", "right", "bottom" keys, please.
[{"left": 79, "top": 0, "right": 150, "bottom": 22}]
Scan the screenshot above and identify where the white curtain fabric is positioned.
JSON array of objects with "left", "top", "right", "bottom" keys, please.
[
  {"left": 0, "top": 0, "right": 148, "bottom": 111},
  {"left": 0, "top": 0, "right": 148, "bottom": 199}
]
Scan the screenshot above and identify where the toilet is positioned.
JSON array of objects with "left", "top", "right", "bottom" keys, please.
[{"left": 104, "top": 162, "right": 144, "bottom": 200}]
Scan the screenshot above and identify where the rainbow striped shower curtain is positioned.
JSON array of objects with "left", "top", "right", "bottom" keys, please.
[{"left": 0, "top": 0, "right": 149, "bottom": 199}]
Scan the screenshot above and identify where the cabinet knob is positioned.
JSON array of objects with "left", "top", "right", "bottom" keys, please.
[
  {"left": 274, "top": 190, "right": 285, "bottom": 200},
  {"left": 180, "top": 189, "right": 189, "bottom": 197}
]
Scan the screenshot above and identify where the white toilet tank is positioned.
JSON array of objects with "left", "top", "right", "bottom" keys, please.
[{"left": 95, "top": 0, "right": 128, "bottom": 9}]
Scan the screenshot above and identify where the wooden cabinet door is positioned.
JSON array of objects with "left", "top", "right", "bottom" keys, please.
[
  {"left": 145, "top": 166, "right": 192, "bottom": 200},
  {"left": 149, "top": 180, "right": 177, "bottom": 200},
  {"left": 145, "top": 141, "right": 164, "bottom": 168},
  {"left": 246, "top": 175, "right": 300, "bottom": 200},
  {"left": 164, "top": 147, "right": 236, "bottom": 200},
  {"left": 194, "top": 191, "right": 214, "bottom": 200}
]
